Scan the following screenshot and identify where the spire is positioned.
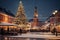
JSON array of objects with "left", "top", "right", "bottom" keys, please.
[
  {"left": 34, "top": 0, "right": 38, "bottom": 17},
  {"left": 34, "top": 6, "right": 38, "bottom": 18},
  {"left": 35, "top": 6, "right": 37, "bottom": 9}
]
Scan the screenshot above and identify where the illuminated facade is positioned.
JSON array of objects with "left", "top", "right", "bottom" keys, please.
[
  {"left": 0, "top": 8, "right": 15, "bottom": 30},
  {"left": 54, "top": 10, "right": 60, "bottom": 23},
  {"left": 50, "top": 10, "right": 60, "bottom": 26},
  {"left": 49, "top": 10, "right": 60, "bottom": 32},
  {"left": 0, "top": 12, "right": 14, "bottom": 23},
  {"left": 31, "top": 7, "right": 39, "bottom": 28}
]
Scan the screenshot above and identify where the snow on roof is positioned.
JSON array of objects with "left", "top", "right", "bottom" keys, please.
[{"left": 0, "top": 22, "right": 17, "bottom": 26}]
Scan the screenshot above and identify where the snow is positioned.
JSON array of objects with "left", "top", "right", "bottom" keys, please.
[
  {"left": 9, "top": 32, "right": 60, "bottom": 39},
  {"left": 0, "top": 22, "right": 17, "bottom": 26}
]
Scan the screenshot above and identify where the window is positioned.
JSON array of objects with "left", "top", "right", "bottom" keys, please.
[{"left": 0, "top": 14, "right": 4, "bottom": 22}]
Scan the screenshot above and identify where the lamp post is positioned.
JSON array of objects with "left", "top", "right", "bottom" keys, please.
[
  {"left": 53, "top": 10, "right": 58, "bottom": 15},
  {"left": 52, "top": 10, "right": 58, "bottom": 36},
  {"left": 52, "top": 10, "right": 58, "bottom": 26}
]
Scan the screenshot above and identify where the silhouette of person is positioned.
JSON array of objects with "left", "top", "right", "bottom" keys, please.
[
  {"left": 1, "top": 28, "right": 4, "bottom": 35},
  {"left": 53, "top": 27, "right": 57, "bottom": 36},
  {"left": 20, "top": 29, "right": 22, "bottom": 35}
]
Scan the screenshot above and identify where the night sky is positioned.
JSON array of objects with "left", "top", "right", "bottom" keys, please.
[{"left": 0, "top": 0, "right": 60, "bottom": 21}]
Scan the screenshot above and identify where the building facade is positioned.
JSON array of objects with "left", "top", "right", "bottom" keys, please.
[
  {"left": 49, "top": 10, "right": 60, "bottom": 32},
  {"left": 31, "top": 7, "right": 39, "bottom": 29},
  {"left": 50, "top": 10, "right": 60, "bottom": 26},
  {"left": 0, "top": 12, "right": 14, "bottom": 23},
  {"left": 0, "top": 8, "right": 15, "bottom": 30},
  {"left": 55, "top": 10, "right": 60, "bottom": 23}
]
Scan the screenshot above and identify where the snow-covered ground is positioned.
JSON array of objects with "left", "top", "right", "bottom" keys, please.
[{"left": 9, "top": 32, "right": 60, "bottom": 39}]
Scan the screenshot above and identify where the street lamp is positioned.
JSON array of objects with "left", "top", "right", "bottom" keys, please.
[
  {"left": 53, "top": 10, "right": 58, "bottom": 15},
  {"left": 52, "top": 10, "right": 58, "bottom": 26},
  {"left": 53, "top": 10, "right": 58, "bottom": 23},
  {"left": 52, "top": 10, "right": 58, "bottom": 36}
]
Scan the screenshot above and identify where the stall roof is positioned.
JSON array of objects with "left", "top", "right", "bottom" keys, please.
[{"left": 0, "top": 22, "right": 17, "bottom": 26}]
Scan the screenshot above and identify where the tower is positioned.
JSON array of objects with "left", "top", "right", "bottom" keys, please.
[
  {"left": 34, "top": 7, "right": 38, "bottom": 18},
  {"left": 32, "top": 6, "right": 39, "bottom": 28},
  {"left": 14, "top": 1, "right": 27, "bottom": 27}
]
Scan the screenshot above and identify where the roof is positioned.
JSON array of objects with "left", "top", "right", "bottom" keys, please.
[
  {"left": 0, "top": 22, "right": 17, "bottom": 26},
  {"left": 0, "top": 7, "right": 15, "bottom": 17}
]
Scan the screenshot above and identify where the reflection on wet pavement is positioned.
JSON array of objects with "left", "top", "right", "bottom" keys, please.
[{"left": 0, "top": 36, "right": 60, "bottom": 40}]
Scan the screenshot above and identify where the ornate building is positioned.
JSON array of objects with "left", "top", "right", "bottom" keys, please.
[{"left": 31, "top": 7, "right": 39, "bottom": 28}]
